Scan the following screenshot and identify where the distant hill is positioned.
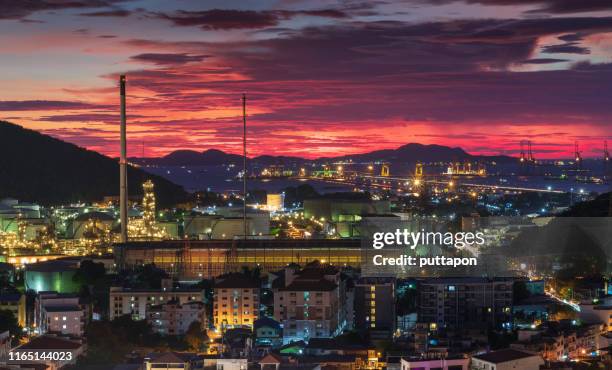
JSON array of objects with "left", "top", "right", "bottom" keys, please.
[
  {"left": 560, "top": 192, "right": 611, "bottom": 217},
  {"left": 130, "top": 143, "right": 513, "bottom": 166},
  {"left": 151, "top": 149, "right": 243, "bottom": 166},
  {"left": 318, "top": 143, "right": 473, "bottom": 163},
  {"left": 0, "top": 121, "right": 187, "bottom": 206}
]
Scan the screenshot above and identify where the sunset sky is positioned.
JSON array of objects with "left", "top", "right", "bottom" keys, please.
[{"left": 1, "top": 0, "right": 612, "bottom": 159}]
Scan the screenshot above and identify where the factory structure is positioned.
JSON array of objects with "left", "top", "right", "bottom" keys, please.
[{"left": 113, "top": 239, "right": 362, "bottom": 281}]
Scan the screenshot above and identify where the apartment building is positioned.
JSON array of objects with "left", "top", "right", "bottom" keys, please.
[
  {"left": 354, "top": 276, "right": 395, "bottom": 336},
  {"left": 147, "top": 300, "right": 206, "bottom": 336},
  {"left": 400, "top": 355, "right": 468, "bottom": 370},
  {"left": 110, "top": 281, "right": 203, "bottom": 321},
  {"left": 273, "top": 263, "right": 347, "bottom": 343},
  {"left": 0, "top": 293, "right": 26, "bottom": 328},
  {"left": 511, "top": 322, "right": 602, "bottom": 361},
  {"left": 418, "top": 277, "right": 514, "bottom": 331},
  {"left": 471, "top": 349, "right": 543, "bottom": 370},
  {"left": 143, "top": 351, "right": 203, "bottom": 370},
  {"left": 213, "top": 273, "right": 260, "bottom": 331},
  {"left": 35, "top": 291, "right": 86, "bottom": 337}
]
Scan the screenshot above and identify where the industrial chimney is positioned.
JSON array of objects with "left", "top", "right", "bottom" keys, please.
[{"left": 120, "top": 75, "right": 128, "bottom": 243}]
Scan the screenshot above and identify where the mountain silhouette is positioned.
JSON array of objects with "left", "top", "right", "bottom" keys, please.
[
  {"left": 0, "top": 121, "right": 187, "bottom": 206},
  {"left": 130, "top": 143, "right": 512, "bottom": 166}
]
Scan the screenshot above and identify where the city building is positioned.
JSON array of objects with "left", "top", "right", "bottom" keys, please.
[
  {"left": 266, "top": 193, "right": 285, "bottom": 212},
  {"left": 213, "top": 273, "right": 260, "bottom": 331},
  {"left": 272, "top": 263, "right": 347, "bottom": 343},
  {"left": 143, "top": 352, "right": 203, "bottom": 370},
  {"left": 418, "top": 277, "right": 514, "bottom": 331},
  {"left": 525, "top": 280, "right": 545, "bottom": 295},
  {"left": 512, "top": 295, "right": 556, "bottom": 329},
  {"left": 400, "top": 355, "right": 468, "bottom": 370},
  {"left": 35, "top": 291, "right": 87, "bottom": 337},
  {"left": 216, "top": 358, "right": 248, "bottom": 370},
  {"left": 580, "top": 303, "right": 612, "bottom": 332},
  {"left": 0, "top": 293, "right": 26, "bottom": 327},
  {"left": 303, "top": 337, "right": 378, "bottom": 369},
  {"left": 354, "top": 276, "right": 395, "bottom": 337},
  {"left": 257, "top": 353, "right": 325, "bottom": 370},
  {"left": 147, "top": 300, "right": 205, "bottom": 336},
  {"left": 109, "top": 281, "right": 203, "bottom": 321},
  {"left": 42, "top": 305, "right": 85, "bottom": 337},
  {"left": 471, "top": 349, "right": 544, "bottom": 370},
  {"left": 254, "top": 317, "right": 283, "bottom": 348},
  {"left": 511, "top": 321, "right": 602, "bottom": 361}
]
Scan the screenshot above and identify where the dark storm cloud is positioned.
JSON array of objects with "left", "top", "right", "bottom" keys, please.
[
  {"left": 428, "top": 17, "right": 612, "bottom": 44},
  {"left": 558, "top": 33, "right": 584, "bottom": 42},
  {"left": 0, "top": 0, "right": 130, "bottom": 20},
  {"left": 298, "top": 9, "right": 347, "bottom": 18},
  {"left": 422, "top": 0, "right": 612, "bottom": 14},
  {"left": 130, "top": 53, "right": 209, "bottom": 66},
  {"left": 528, "top": 0, "right": 612, "bottom": 14},
  {"left": 112, "top": 14, "right": 612, "bottom": 134},
  {"left": 80, "top": 9, "right": 131, "bottom": 17},
  {"left": 155, "top": 9, "right": 280, "bottom": 30},
  {"left": 38, "top": 113, "right": 150, "bottom": 122},
  {"left": 19, "top": 18, "right": 45, "bottom": 23},
  {"left": 0, "top": 100, "right": 102, "bottom": 111},
  {"left": 153, "top": 8, "right": 347, "bottom": 30},
  {"left": 207, "top": 17, "right": 612, "bottom": 80},
  {"left": 521, "top": 58, "right": 568, "bottom": 64},
  {"left": 542, "top": 43, "right": 591, "bottom": 54}
]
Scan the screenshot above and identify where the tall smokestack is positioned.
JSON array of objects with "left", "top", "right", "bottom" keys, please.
[
  {"left": 242, "top": 94, "right": 247, "bottom": 240},
  {"left": 120, "top": 75, "right": 128, "bottom": 243}
]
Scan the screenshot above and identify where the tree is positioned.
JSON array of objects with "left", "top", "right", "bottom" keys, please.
[
  {"left": 134, "top": 264, "right": 169, "bottom": 289},
  {"left": 185, "top": 321, "right": 208, "bottom": 352},
  {"left": 513, "top": 281, "right": 531, "bottom": 303},
  {"left": 283, "top": 184, "right": 319, "bottom": 208},
  {"left": 240, "top": 265, "right": 261, "bottom": 280},
  {"left": 73, "top": 260, "right": 106, "bottom": 286},
  {"left": 0, "top": 309, "right": 23, "bottom": 345}
]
